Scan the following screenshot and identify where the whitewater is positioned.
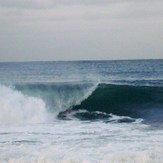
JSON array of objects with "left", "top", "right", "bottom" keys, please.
[{"left": 0, "top": 60, "right": 163, "bottom": 163}]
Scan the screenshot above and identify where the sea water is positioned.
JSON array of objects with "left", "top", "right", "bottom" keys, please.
[{"left": 0, "top": 60, "right": 163, "bottom": 163}]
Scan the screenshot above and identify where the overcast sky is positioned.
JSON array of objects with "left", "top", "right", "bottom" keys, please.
[{"left": 0, "top": 0, "right": 163, "bottom": 61}]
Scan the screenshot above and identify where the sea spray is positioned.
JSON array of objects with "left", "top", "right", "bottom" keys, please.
[
  {"left": 0, "top": 84, "right": 49, "bottom": 124},
  {"left": 15, "top": 82, "right": 99, "bottom": 114},
  {"left": 0, "top": 82, "right": 98, "bottom": 124}
]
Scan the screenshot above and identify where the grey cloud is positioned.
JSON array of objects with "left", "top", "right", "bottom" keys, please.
[
  {"left": 0, "top": 0, "right": 163, "bottom": 61},
  {"left": 0, "top": 0, "right": 163, "bottom": 21},
  {"left": 0, "top": 0, "right": 53, "bottom": 9},
  {"left": 1, "top": 1, "right": 163, "bottom": 24},
  {"left": 119, "top": 1, "right": 163, "bottom": 19},
  {"left": 0, "top": 0, "right": 163, "bottom": 9},
  {"left": 0, "top": 0, "right": 105, "bottom": 9}
]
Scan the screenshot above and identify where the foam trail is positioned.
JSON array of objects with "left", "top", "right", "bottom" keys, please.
[
  {"left": 102, "top": 149, "right": 163, "bottom": 163},
  {"left": 0, "top": 84, "right": 49, "bottom": 124}
]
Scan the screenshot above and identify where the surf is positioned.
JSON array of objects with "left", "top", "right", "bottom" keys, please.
[
  {"left": 0, "top": 82, "right": 97, "bottom": 124},
  {"left": 1, "top": 82, "right": 163, "bottom": 124},
  {"left": 0, "top": 84, "right": 50, "bottom": 124}
]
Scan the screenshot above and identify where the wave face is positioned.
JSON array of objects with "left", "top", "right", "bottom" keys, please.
[{"left": 71, "top": 84, "right": 163, "bottom": 122}]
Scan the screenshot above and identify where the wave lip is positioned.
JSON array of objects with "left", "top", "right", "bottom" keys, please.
[{"left": 15, "top": 82, "right": 98, "bottom": 113}]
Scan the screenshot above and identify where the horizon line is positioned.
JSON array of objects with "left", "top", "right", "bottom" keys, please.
[{"left": 0, "top": 58, "right": 163, "bottom": 63}]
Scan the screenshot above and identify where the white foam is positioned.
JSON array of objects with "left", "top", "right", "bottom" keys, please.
[
  {"left": 0, "top": 84, "right": 49, "bottom": 124},
  {"left": 3, "top": 119, "right": 163, "bottom": 163},
  {"left": 101, "top": 149, "right": 163, "bottom": 163},
  {"left": 8, "top": 149, "right": 163, "bottom": 163}
]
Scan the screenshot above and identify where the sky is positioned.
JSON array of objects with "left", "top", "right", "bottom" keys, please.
[{"left": 0, "top": 0, "right": 163, "bottom": 61}]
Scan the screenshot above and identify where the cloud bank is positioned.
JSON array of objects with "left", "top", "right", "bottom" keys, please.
[
  {"left": 0, "top": 0, "right": 163, "bottom": 61},
  {"left": 1, "top": 0, "right": 163, "bottom": 21}
]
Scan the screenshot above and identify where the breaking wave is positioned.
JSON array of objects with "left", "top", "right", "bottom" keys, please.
[
  {"left": 1, "top": 82, "right": 163, "bottom": 124},
  {"left": 0, "top": 82, "right": 97, "bottom": 124}
]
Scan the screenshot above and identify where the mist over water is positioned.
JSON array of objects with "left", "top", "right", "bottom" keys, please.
[{"left": 0, "top": 60, "right": 163, "bottom": 163}]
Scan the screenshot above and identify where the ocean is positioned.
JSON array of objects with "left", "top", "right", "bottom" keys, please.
[{"left": 0, "top": 60, "right": 163, "bottom": 163}]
